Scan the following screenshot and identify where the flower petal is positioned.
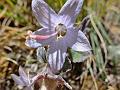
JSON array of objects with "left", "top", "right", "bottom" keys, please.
[
  {"left": 63, "top": 27, "right": 91, "bottom": 52},
  {"left": 19, "top": 67, "right": 27, "bottom": 79},
  {"left": 48, "top": 41, "right": 67, "bottom": 74},
  {"left": 63, "top": 27, "right": 78, "bottom": 47},
  {"left": 71, "top": 30, "right": 91, "bottom": 52},
  {"left": 25, "top": 39, "right": 42, "bottom": 48},
  {"left": 25, "top": 28, "right": 56, "bottom": 48},
  {"left": 58, "top": 0, "right": 84, "bottom": 27},
  {"left": 32, "top": 0, "right": 58, "bottom": 28},
  {"left": 48, "top": 50, "right": 66, "bottom": 74},
  {"left": 19, "top": 67, "right": 29, "bottom": 85},
  {"left": 11, "top": 74, "right": 25, "bottom": 86}
]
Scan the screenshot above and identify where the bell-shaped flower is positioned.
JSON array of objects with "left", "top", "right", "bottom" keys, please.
[
  {"left": 11, "top": 67, "right": 33, "bottom": 90},
  {"left": 25, "top": 0, "right": 91, "bottom": 73}
]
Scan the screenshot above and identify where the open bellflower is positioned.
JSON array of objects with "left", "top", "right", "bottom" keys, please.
[{"left": 25, "top": 0, "right": 91, "bottom": 73}]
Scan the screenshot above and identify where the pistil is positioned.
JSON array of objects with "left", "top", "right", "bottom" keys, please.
[{"left": 55, "top": 23, "right": 67, "bottom": 40}]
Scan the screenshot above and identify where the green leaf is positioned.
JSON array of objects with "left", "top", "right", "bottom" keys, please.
[{"left": 71, "top": 50, "right": 90, "bottom": 63}]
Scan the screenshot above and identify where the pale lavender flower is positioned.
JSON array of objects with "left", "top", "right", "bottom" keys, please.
[
  {"left": 11, "top": 67, "right": 33, "bottom": 90},
  {"left": 25, "top": 0, "right": 91, "bottom": 73}
]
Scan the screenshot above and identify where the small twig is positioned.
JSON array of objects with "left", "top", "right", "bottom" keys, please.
[
  {"left": 0, "top": 8, "right": 7, "bottom": 18},
  {"left": 80, "top": 70, "right": 88, "bottom": 90},
  {"left": 1, "top": 25, "right": 33, "bottom": 31},
  {"left": 78, "top": 15, "right": 90, "bottom": 33},
  {"left": 87, "top": 58, "right": 98, "bottom": 90}
]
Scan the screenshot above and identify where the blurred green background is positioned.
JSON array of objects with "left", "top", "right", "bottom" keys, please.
[{"left": 0, "top": 0, "right": 120, "bottom": 90}]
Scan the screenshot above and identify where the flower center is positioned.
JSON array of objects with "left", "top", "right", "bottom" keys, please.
[{"left": 55, "top": 23, "right": 67, "bottom": 40}]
